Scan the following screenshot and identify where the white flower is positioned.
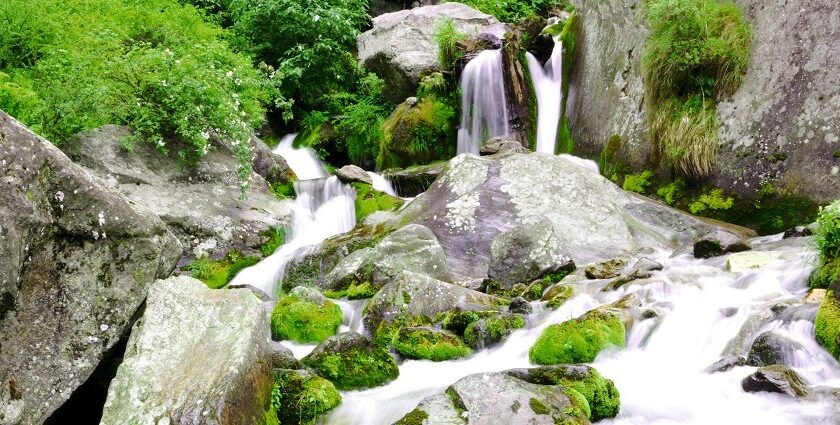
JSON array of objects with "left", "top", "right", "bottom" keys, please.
[{"left": 226, "top": 71, "right": 234, "bottom": 78}]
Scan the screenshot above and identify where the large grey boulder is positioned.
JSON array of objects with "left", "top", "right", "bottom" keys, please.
[
  {"left": 101, "top": 276, "right": 273, "bottom": 424},
  {"left": 358, "top": 3, "right": 504, "bottom": 102},
  {"left": 487, "top": 222, "right": 575, "bottom": 289},
  {"left": 364, "top": 271, "right": 502, "bottom": 332},
  {"left": 566, "top": 0, "right": 840, "bottom": 204},
  {"left": 324, "top": 224, "right": 453, "bottom": 291},
  {"left": 381, "top": 161, "right": 447, "bottom": 197},
  {"left": 394, "top": 153, "right": 751, "bottom": 280},
  {"left": 62, "top": 125, "right": 293, "bottom": 259},
  {"left": 0, "top": 110, "right": 181, "bottom": 423},
  {"left": 335, "top": 164, "right": 373, "bottom": 185}
]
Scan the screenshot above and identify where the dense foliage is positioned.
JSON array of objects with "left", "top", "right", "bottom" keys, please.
[
  {"left": 812, "top": 201, "right": 840, "bottom": 289},
  {"left": 642, "top": 0, "right": 750, "bottom": 176},
  {"left": 450, "top": 0, "right": 557, "bottom": 23},
  {"left": 0, "top": 0, "right": 275, "bottom": 184}
]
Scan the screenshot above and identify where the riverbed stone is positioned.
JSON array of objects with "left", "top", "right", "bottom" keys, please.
[
  {"left": 0, "top": 110, "right": 182, "bottom": 423},
  {"left": 704, "top": 355, "right": 748, "bottom": 374},
  {"left": 529, "top": 306, "right": 626, "bottom": 365},
  {"left": 747, "top": 331, "right": 807, "bottom": 367},
  {"left": 100, "top": 276, "right": 273, "bottom": 424},
  {"left": 741, "top": 365, "right": 809, "bottom": 397},
  {"left": 302, "top": 332, "right": 399, "bottom": 390},
  {"left": 487, "top": 222, "right": 575, "bottom": 290},
  {"left": 336, "top": 164, "right": 373, "bottom": 185}
]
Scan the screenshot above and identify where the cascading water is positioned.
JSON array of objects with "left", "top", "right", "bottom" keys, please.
[
  {"left": 456, "top": 49, "right": 510, "bottom": 155},
  {"left": 367, "top": 171, "right": 398, "bottom": 197},
  {"left": 324, "top": 235, "right": 840, "bottom": 424},
  {"left": 228, "top": 135, "right": 356, "bottom": 296},
  {"left": 527, "top": 39, "right": 564, "bottom": 155}
]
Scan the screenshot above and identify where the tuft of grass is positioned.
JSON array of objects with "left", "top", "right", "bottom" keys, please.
[
  {"left": 642, "top": 0, "right": 751, "bottom": 176},
  {"left": 187, "top": 252, "right": 260, "bottom": 289},
  {"left": 435, "top": 18, "right": 467, "bottom": 71}
]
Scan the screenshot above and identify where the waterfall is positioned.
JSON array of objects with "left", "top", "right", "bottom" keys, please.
[
  {"left": 325, "top": 236, "right": 840, "bottom": 424},
  {"left": 227, "top": 135, "right": 356, "bottom": 297},
  {"left": 527, "top": 39, "right": 564, "bottom": 155},
  {"left": 367, "top": 171, "right": 398, "bottom": 197},
  {"left": 456, "top": 49, "right": 510, "bottom": 155}
]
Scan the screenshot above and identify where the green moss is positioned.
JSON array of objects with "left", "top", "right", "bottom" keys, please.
[
  {"left": 812, "top": 258, "right": 840, "bottom": 290},
  {"left": 352, "top": 182, "right": 403, "bottom": 222},
  {"left": 395, "top": 408, "right": 429, "bottom": 425},
  {"left": 393, "top": 327, "right": 472, "bottom": 361},
  {"left": 529, "top": 283, "right": 545, "bottom": 300},
  {"left": 464, "top": 315, "right": 526, "bottom": 349},
  {"left": 622, "top": 170, "right": 654, "bottom": 194},
  {"left": 524, "top": 366, "right": 620, "bottom": 421},
  {"left": 656, "top": 179, "right": 685, "bottom": 206},
  {"left": 186, "top": 252, "right": 260, "bottom": 289},
  {"left": 529, "top": 397, "right": 550, "bottom": 415},
  {"left": 521, "top": 51, "right": 538, "bottom": 151},
  {"left": 325, "top": 281, "right": 380, "bottom": 300},
  {"left": 815, "top": 292, "right": 840, "bottom": 361},
  {"left": 442, "top": 309, "right": 497, "bottom": 336},
  {"left": 378, "top": 93, "right": 456, "bottom": 170},
  {"left": 270, "top": 181, "right": 296, "bottom": 200},
  {"left": 302, "top": 342, "right": 399, "bottom": 390},
  {"left": 273, "top": 370, "right": 341, "bottom": 425},
  {"left": 563, "top": 388, "right": 591, "bottom": 420},
  {"left": 529, "top": 309, "right": 625, "bottom": 365},
  {"left": 642, "top": 0, "right": 751, "bottom": 176},
  {"left": 689, "top": 188, "right": 734, "bottom": 214},
  {"left": 270, "top": 295, "right": 343, "bottom": 344},
  {"left": 598, "top": 135, "right": 626, "bottom": 179},
  {"left": 543, "top": 284, "right": 574, "bottom": 310},
  {"left": 556, "top": 117, "right": 574, "bottom": 154},
  {"left": 259, "top": 227, "right": 286, "bottom": 257}
]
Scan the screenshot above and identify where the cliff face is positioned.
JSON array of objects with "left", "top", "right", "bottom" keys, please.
[{"left": 565, "top": 0, "right": 840, "bottom": 203}]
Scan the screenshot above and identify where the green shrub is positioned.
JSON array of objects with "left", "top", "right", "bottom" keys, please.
[
  {"left": 435, "top": 18, "right": 467, "bottom": 71},
  {"left": 378, "top": 97, "right": 456, "bottom": 170},
  {"left": 529, "top": 308, "right": 625, "bottom": 365},
  {"left": 815, "top": 201, "right": 840, "bottom": 260},
  {"left": 622, "top": 171, "right": 654, "bottom": 194},
  {"left": 642, "top": 0, "right": 750, "bottom": 176},
  {"left": 393, "top": 327, "right": 472, "bottom": 361},
  {"left": 656, "top": 180, "right": 686, "bottom": 206},
  {"left": 0, "top": 0, "right": 275, "bottom": 186},
  {"left": 689, "top": 188, "right": 734, "bottom": 214},
  {"left": 449, "top": 0, "right": 564, "bottom": 23},
  {"left": 270, "top": 295, "right": 343, "bottom": 343}
]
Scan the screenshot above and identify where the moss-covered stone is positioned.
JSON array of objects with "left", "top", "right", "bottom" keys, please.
[
  {"left": 529, "top": 308, "right": 626, "bottom": 365},
  {"left": 394, "top": 408, "right": 429, "bottom": 425},
  {"left": 377, "top": 97, "right": 456, "bottom": 170},
  {"left": 270, "top": 295, "right": 343, "bottom": 344},
  {"left": 464, "top": 315, "right": 526, "bottom": 349},
  {"left": 272, "top": 369, "right": 341, "bottom": 425},
  {"left": 186, "top": 252, "right": 260, "bottom": 289},
  {"left": 352, "top": 182, "right": 404, "bottom": 222},
  {"left": 441, "top": 308, "right": 483, "bottom": 335},
  {"left": 393, "top": 327, "right": 472, "bottom": 361},
  {"left": 542, "top": 284, "right": 574, "bottom": 309},
  {"left": 815, "top": 291, "right": 840, "bottom": 361},
  {"left": 515, "top": 365, "right": 621, "bottom": 421},
  {"left": 528, "top": 397, "right": 550, "bottom": 415},
  {"left": 302, "top": 332, "right": 399, "bottom": 390}
]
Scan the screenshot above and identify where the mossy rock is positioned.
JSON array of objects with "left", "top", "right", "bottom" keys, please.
[
  {"left": 542, "top": 284, "right": 574, "bottom": 310},
  {"left": 815, "top": 291, "right": 840, "bottom": 361},
  {"left": 377, "top": 97, "right": 456, "bottom": 170},
  {"left": 441, "top": 308, "right": 499, "bottom": 336},
  {"left": 394, "top": 408, "right": 429, "bottom": 425},
  {"left": 272, "top": 369, "right": 341, "bottom": 425},
  {"left": 464, "top": 315, "right": 526, "bottom": 349},
  {"left": 393, "top": 326, "right": 472, "bottom": 361},
  {"left": 186, "top": 252, "right": 260, "bottom": 289},
  {"left": 512, "top": 365, "right": 621, "bottom": 421},
  {"left": 352, "top": 182, "right": 403, "bottom": 223},
  {"left": 529, "top": 308, "right": 626, "bottom": 365},
  {"left": 270, "top": 294, "right": 343, "bottom": 344},
  {"left": 302, "top": 332, "right": 399, "bottom": 390},
  {"left": 811, "top": 258, "right": 840, "bottom": 290}
]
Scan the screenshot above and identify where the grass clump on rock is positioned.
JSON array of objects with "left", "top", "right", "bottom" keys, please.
[
  {"left": 529, "top": 309, "right": 625, "bottom": 365},
  {"left": 642, "top": 0, "right": 751, "bottom": 176},
  {"left": 187, "top": 252, "right": 260, "bottom": 289},
  {"left": 271, "top": 370, "right": 341, "bottom": 425},
  {"left": 393, "top": 327, "right": 472, "bottom": 361},
  {"left": 270, "top": 294, "right": 343, "bottom": 344}
]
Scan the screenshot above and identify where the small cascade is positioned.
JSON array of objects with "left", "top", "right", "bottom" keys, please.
[
  {"left": 456, "top": 49, "right": 510, "bottom": 155},
  {"left": 227, "top": 135, "right": 355, "bottom": 296},
  {"left": 527, "top": 39, "right": 564, "bottom": 154},
  {"left": 367, "top": 171, "right": 398, "bottom": 197}
]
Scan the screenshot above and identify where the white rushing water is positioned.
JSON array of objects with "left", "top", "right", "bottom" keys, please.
[
  {"left": 228, "top": 135, "right": 356, "bottom": 296},
  {"left": 457, "top": 49, "right": 510, "bottom": 155},
  {"left": 367, "top": 171, "right": 398, "bottom": 197},
  {"left": 527, "top": 38, "right": 564, "bottom": 155},
  {"left": 324, "top": 236, "right": 840, "bottom": 424}
]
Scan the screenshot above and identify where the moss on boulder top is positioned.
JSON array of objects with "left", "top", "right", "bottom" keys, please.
[
  {"left": 463, "top": 314, "right": 526, "bottom": 349},
  {"left": 509, "top": 365, "right": 621, "bottom": 421},
  {"left": 302, "top": 332, "right": 399, "bottom": 390},
  {"left": 352, "top": 182, "right": 403, "bottom": 223},
  {"left": 270, "top": 287, "right": 343, "bottom": 344},
  {"left": 271, "top": 369, "right": 341, "bottom": 425},
  {"left": 529, "top": 307, "right": 626, "bottom": 365},
  {"left": 393, "top": 326, "right": 472, "bottom": 361}
]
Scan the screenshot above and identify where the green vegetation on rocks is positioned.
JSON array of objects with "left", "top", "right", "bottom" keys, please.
[
  {"left": 187, "top": 252, "right": 260, "bottom": 289},
  {"left": 393, "top": 327, "right": 472, "bottom": 361},
  {"left": 270, "top": 295, "right": 343, "bottom": 344},
  {"left": 353, "top": 182, "right": 404, "bottom": 222},
  {"left": 451, "top": 0, "right": 566, "bottom": 23},
  {"left": 302, "top": 332, "right": 399, "bottom": 390},
  {"left": 464, "top": 315, "right": 526, "bottom": 349},
  {"left": 815, "top": 291, "right": 840, "bottom": 361},
  {"left": 272, "top": 370, "right": 341, "bottom": 425},
  {"left": 394, "top": 408, "right": 430, "bottom": 425},
  {"left": 689, "top": 188, "right": 735, "bottom": 214},
  {"left": 622, "top": 171, "right": 654, "bottom": 194},
  {"left": 377, "top": 97, "right": 456, "bottom": 170},
  {"left": 642, "top": 0, "right": 751, "bottom": 176},
  {"left": 812, "top": 201, "right": 840, "bottom": 289},
  {"left": 529, "top": 309, "right": 626, "bottom": 365},
  {"left": 522, "top": 366, "right": 621, "bottom": 421},
  {"left": 435, "top": 18, "right": 467, "bottom": 70}
]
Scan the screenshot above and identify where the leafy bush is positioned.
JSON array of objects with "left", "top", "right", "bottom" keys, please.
[
  {"left": 689, "top": 188, "right": 734, "bottom": 214},
  {"left": 435, "top": 18, "right": 467, "bottom": 71},
  {"left": 656, "top": 179, "right": 686, "bottom": 206},
  {"left": 642, "top": 0, "right": 750, "bottom": 176},
  {"left": 378, "top": 97, "right": 456, "bottom": 170},
  {"left": 0, "top": 0, "right": 275, "bottom": 185},
  {"left": 231, "top": 0, "right": 369, "bottom": 115},
  {"left": 812, "top": 201, "right": 840, "bottom": 289},
  {"left": 450, "top": 0, "right": 560, "bottom": 23},
  {"left": 622, "top": 171, "right": 654, "bottom": 194}
]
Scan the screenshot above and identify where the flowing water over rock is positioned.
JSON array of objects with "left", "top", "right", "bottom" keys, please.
[
  {"left": 457, "top": 49, "right": 510, "bottom": 155},
  {"left": 228, "top": 135, "right": 355, "bottom": 296},
  {"left": 527, "top": 39, "right": 564, "bottom": 155},
  {"left": 324, "top": 236, "right": 840, "bottom": 424}
]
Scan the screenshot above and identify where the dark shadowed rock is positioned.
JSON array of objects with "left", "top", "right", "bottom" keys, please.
[
  {"left": 747, "top": 331, "right": 807, "bottom": 367},
  {"left": 783, "top": 226, "right": 813, "bottom": 239},
  {"left": 480, "top": 137, "right": 529, "bottom": 156},
  {"left": 741, "top": 365, "right": 809, "bottom": 397},
  {"left": 269, "top": 341, "right": 301, "bottom": 370},
  {"left": 0, "top": 110, "right": 181, "bottom": 423},
  {"left": 509, "top": 297, "right": 533, "bottom": 314},
  {"left": 381, "top": 161, "right": 446, "bottom": 197}
]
